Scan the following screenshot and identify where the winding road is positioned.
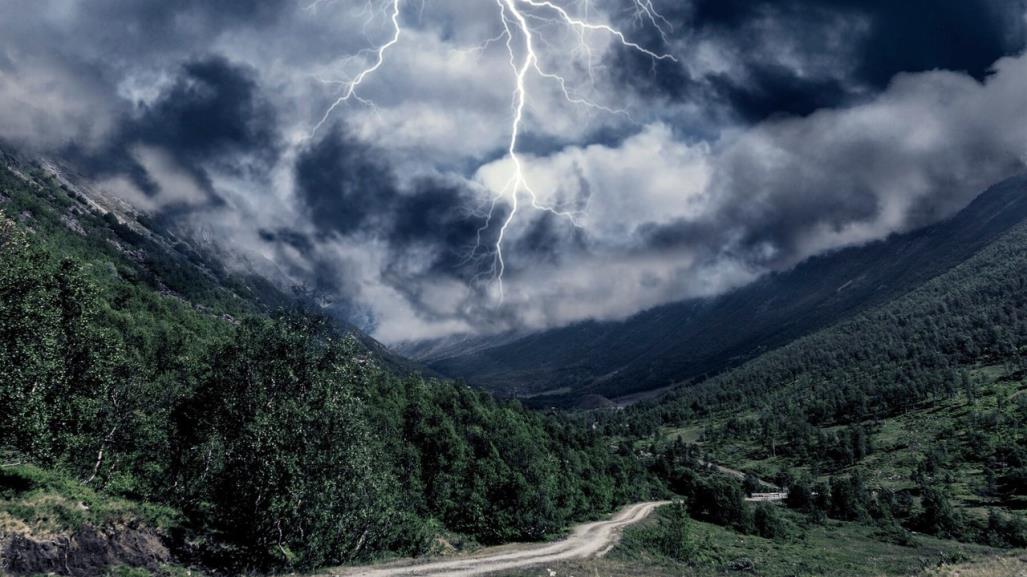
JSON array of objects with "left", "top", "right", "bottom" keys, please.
[{"left": 321, "top": 501, "right": 670, "bottom": 577}]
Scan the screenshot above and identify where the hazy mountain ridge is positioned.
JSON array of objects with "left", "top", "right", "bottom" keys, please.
[{"left": 413, "top": 174, "right": 1027, "bottom": 406}]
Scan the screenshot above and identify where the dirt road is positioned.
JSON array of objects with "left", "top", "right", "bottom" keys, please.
[{"left": 322, "top": 501, "right": 670, "bottom": 577}]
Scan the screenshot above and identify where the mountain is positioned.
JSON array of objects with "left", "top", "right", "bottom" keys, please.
[
  {"left": 407, "top": 174, "right": 1027, "bottom": 407},
  {"left": 4, "top": 147, "right": 1024, "bottom": 577},
  {"left": 0, "top": 149, "right": 657, "bottom": 574},
  {"left": 611, "top": 176, "right": 1027, "bottom": 552},
  {"left": 0, "top": 145, "right": 432, "bottom": 378}
]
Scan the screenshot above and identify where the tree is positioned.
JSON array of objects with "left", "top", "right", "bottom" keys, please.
[
  {"left": 915, "top": 485, "right": 963, "bottom": 540},
  {"left": 173, "top": 314, "right": 421, "bottom": 569},
  {"left": 656, "top": 501, "right": 705, "bottom": 561}
]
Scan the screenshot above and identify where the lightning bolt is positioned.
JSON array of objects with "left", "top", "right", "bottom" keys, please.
[
  {"left": 311, "top": 0, "right": 403, "bottom": 135},
  {"left": 313, "top": 0, "right": 675, "bottom": 301}
]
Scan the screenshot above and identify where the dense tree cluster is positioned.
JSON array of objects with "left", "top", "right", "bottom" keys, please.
[{"left": 647, "top": 440, "right": 789, "bottom": 540}]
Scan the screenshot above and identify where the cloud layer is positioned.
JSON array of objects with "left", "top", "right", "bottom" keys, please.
[{"left": 1, "top": 1, "right": 1026, "bottom": 342}]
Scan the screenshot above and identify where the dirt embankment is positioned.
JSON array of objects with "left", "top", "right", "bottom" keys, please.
[{"left": 1, "top": 523, "right": 171, "bottom": 577}]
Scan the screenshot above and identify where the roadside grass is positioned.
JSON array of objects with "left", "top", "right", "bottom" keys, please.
[
  {"left": 19, "top": 564, "right": 214, "bottom": 577},
  {"left": 919, "top": 553, "right": 1027, "bottom": 577},
  {"left": 495, "top": 506, "right": 1014, "bottom": 577}
]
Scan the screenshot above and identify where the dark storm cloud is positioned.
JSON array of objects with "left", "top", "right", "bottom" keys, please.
[
  {"left": 691, "top": 0, "right": 1025, "bottom": 81},
  {"left": 2, "top": 0, "right": 1026, "bottom": 339},
  {"left": 636, "top": 54, "right": 1027, "bottom": 273},
  {"left": 708, "top": 67, "right": 850, "bottom": 123},
  {"left": 128, "top": 58, "right": 279, "bottom": 169},
  {"left": 293, "top": 127, "right": 497, "bottom": 279},
  {"left": 390, "top": 181, "right": 494, "bottom": 275},
  {"left": 295, "top": 128, "right": 395, "bottom": 235},
  {"left": 68, "top": 56, "right": 279, "bottom": 202},
  {"left": 0, "top": 1, "right": 290, "bottom": 157},
  {"left": 637, "top": 168, "right": 884, "bottom": 267},
  {"left": 48, "top": 0, "right": 289, "bottom": 61},
  {"left": 511, "top": 213, "right": 588, "bottom": 264},
  {"left": 258, "top": 229, "right": 315, "bottom": 253},
  {"left": 615, "top": 0, "right": 1027, "bottom": 121}
]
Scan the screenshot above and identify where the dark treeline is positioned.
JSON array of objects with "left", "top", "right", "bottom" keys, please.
[{"left": 0, "top": 168, "right": 658, "bottom": 571}]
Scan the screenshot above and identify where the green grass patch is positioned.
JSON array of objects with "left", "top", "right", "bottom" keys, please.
[{"left": 0, "top": 464, "right": 180, "bottom": 536}]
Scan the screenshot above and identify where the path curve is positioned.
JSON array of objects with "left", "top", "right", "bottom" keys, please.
[{"left": 321, "top": 501, "right": 670, "bottom": 577}]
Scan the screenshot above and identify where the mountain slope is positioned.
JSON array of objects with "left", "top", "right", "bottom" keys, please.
[
  {"left": 621, "top": 188, "right": 1027, "bottom": 539},
  {"left": 0, "top": 151, "right": 658, "bottom": 573},
  {"left": 0, "top": 146, "right": 433, "bottom": 378},
  {"left": 412, "top": 174, "right": 1027, "bottom": 406}
]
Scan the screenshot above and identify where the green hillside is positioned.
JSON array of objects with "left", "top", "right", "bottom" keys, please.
[
  {"left": 3, "top": 152, "right": 1025, "bottom": 577},
  {"left": 602, "top": 201, "right": 1027, "bottom": 552},
  {"left": 0, "top": 160, "right": 657, "bottom": 574},
  {"left": 526, "top": 205, "right": 1027, "bottom": 577}
]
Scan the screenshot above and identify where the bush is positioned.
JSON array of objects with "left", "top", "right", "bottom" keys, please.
[
  {"left": 173, "top": 316, "right": 422, "bottom": 569},
  {"left": 751, "top": 503, "right": 789, "bottom": 539},
  {"left": 982, "top": 509, "right": 1027, "bottom": 548},
  {"left": 914, "top": 486, "right": 964, "bottom": 540},
  {"left": 622, "top": 502, "right": 710, "bottom": 563},
  {"left": 687, "top": 477, "right": 748, "bottom": 530}
]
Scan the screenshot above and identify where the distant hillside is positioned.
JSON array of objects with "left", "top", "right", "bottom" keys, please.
[
  {"left": 411, "top": 174, "right": 1027, "bottom": 407},
  {"left": 612, "top": 188, "right": 1027, "bottom": 546}
]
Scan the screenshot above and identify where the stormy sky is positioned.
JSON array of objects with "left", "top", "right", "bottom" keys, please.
[{"left": 1, "top": 1, "right": 1026, "bottom": 342}]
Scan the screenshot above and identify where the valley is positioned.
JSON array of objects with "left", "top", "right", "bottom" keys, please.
[
  {"left": 4, "top": 2, "right": 1027, "bottom": 576},
  {"left": 2, "top": 154, "right": 1025, "bottom": 576}
]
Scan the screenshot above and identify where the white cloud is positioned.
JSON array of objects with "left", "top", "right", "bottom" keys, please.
[
  {"left": 433, "top": 52, "right": 1027, "bottom": 341},
  {"left": 476, "top": 123, "right": 712, "bottom": 245}
]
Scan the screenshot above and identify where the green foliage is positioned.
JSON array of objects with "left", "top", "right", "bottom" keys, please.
[
  {"left": 171, "top": 315, "right": 421, "bottom": 568},
  {"left": 608, "top": 209, "right": 1027, "bottom": 551},
  {"left": 914, "top": 485, "right": 964, "bottom": 540},
  {"left": 0, "top": 464, "right": 180, "bottom": 534},
  {"left": 982, "top": 509, "right": 1027, "bottom": 548},
  {"left": 751, "top": 503, "right": 789, "bottom": 539},
  {"left": 645, "top": 443, "right": 793, "bottom": 539},
  {"left": 611, "top": 509, "right": 998, "bottom": 577},
  {"left": 660, "top": 219, "right": 1027, "bottom": 430},
  {"left": 619, "top": 502, "right": 711, "bottom": 563}
]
